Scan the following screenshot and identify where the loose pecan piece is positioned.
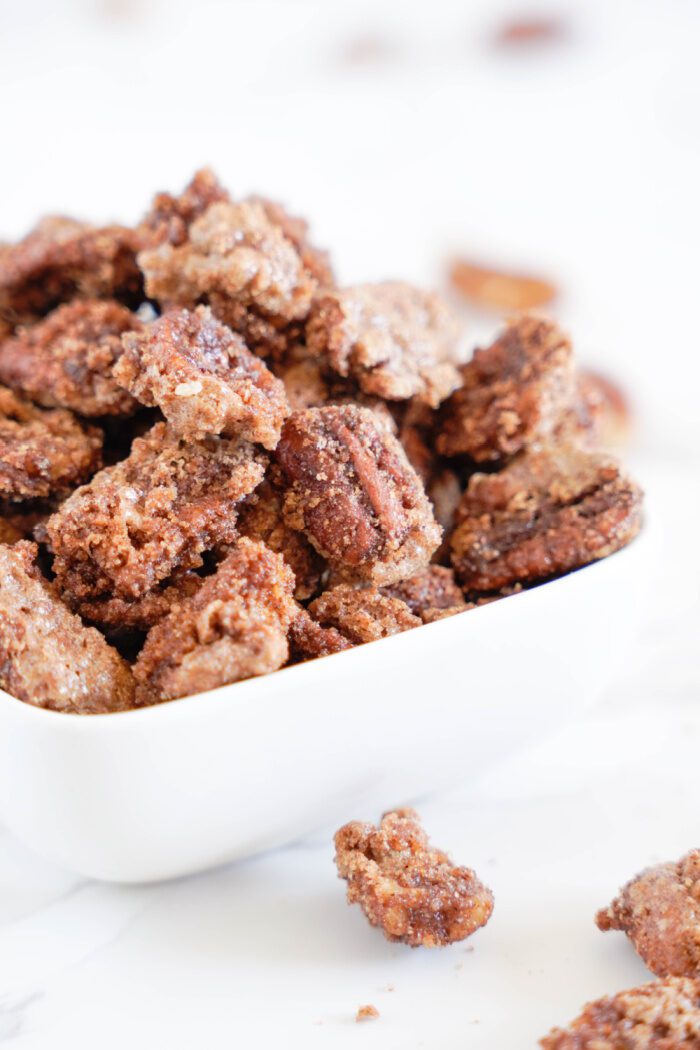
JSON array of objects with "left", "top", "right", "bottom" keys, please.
[
  {"left": 334, "top": 808, "right": 494, "bottom": 947},
  {"left": 596, "top": 851, "right": 700, "bottom": 978}
]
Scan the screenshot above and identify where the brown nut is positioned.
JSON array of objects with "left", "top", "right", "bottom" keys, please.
[{"left": 275, "top": 404, "right": 441, "bottom": 586}]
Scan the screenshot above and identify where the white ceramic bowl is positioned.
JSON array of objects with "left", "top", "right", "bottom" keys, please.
[{"left": 0, "top": 537, "right": 647, "bottom": 883}]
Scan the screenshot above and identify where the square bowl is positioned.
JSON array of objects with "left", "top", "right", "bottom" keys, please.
[{"left": 0, "top": 535, "right": 647, "bottom": 883}]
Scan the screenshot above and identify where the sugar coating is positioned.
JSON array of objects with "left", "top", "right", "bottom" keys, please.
[
  {"left": 0, "top": 541, "right": 135, "bottom": 713},
  {"left": 0, "top": 215, "right": 142, "bottom": 325},
  {"left": 133, "top": 537, "right": 297, "bottom": 703},
  {"left": 451, "top": 443, "right": 643, "bottom": 594},
  {"left": 0, "top": 299, "right": 141, "bottom": 416},
  {"left": 382, "top": 565, "right": 468, "bottom": 623},
  {"left": 436, "top": 315, "right": 574, "bottom": 461},
  {"left": 276, "top": 404, "right": 442, "bottom": 586},
  {"left": 47, "top": 421, "right": 266, "bottom": 603},
  {"left": 0, "top": 384, "right": 102, "bottom": 500},
  {"left": 307, "top": 281, "right": 461, "bottom": 407},
  {"left": 116, "top": 306, "right": 289, "bottom": 447}
]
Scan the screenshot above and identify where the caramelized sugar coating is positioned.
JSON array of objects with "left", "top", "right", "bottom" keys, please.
[
  {"left": 334, "top": 808, "right": 494, "bottom": 947},
  {"left": 275, "top": 405, "right": 441, "bottom": 586},
  {"left": 138, "top": 199, "right": 320, "bottom": 357},
  {"left": 308, "top": 584, "right": 420, "bottom": 643},
  {"left": 306, "top": 282, "right": 461, "bottom": 408},
  {"left": 272, "top": 348, "right": 332, "bottom": 412},
  {"left": 116, "top": 306, "right": 289, "bottom": 447},
  {"left": 449, "top": 258, "right": 557, "bottom": 311},
  {"left": 288, "top": 608, "right": 353, "bottom": 661},
  {"left": 382, "top": 565, "right": 468, "bottom": 623},
  {"left": 451, "top": 444, "right": 643, "bottom": 594},
  {"left": 47, "top": 421, "right": 266, "bottom": 603},
  {"left": 0, "top": 299, "right": 141, "bottom": 416},
  {"left": 139, "top": 168, "right": 230, "bottom": 249},
  {"left": 541, "top": 977, "right": 700, "bottom": 1049},
  {"left": 436, "top": 315, "right": 574, "bottom": 461},
  {"left": 76, "top": 570, "right": 203, "bottom": 631},
  {"left": 133, "top": 537, "right": 297, "bottom": 703},
  {"left": 0, "top": 385, "right": 102, "bottom": 500},
  {"left": 0, "top": 541, "right": 135, "bottom": 713},
  {"left": 237, "top": 479, "right": 324, "bottom": 601},
  {"left": 596, "top": 852, "right": 700, "bottom": 978},
  {"left": 0, "top": 216, "right": 142, "bottom": 325}
]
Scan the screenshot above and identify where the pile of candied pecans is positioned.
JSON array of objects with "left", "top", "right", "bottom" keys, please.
[{"left": 0, "top": 169, "right": 642, "bottom": 714}]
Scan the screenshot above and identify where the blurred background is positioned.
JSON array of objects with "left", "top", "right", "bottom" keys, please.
[{"left": 1, "top": 0, "right": 698, "bottom": 455}]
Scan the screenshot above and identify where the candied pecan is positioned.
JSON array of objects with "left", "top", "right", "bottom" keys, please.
[
  {"left": 540, "top": 977, "right": 700, "bottom": 1049},
  {"left": 450, "top": 259, "right": 557, "bottom": 311},
  {"left": 451, "top": 444, "right": 643, "bottom": 593},
  {"left": 288, "top": 608, "right": 353, "bottom": 662},
  {"left": 382, "top": 565, "right": 467, "bottom": 623},
  {"left": 76, "top": 570, "right": 203, "bottom": 631},
  {"left": 133, "top": 537, "right": 297, "bottom": 703},
  {"left": 0, "top": 216, "right": 142, "bottom": 325},
  {"left": 0, "top": 385, "right": 102, "bottom": 500},
  {"left": 307, "top": 584, "right": 420, "bottom": 644},
  {"left": 275, "top": 405, "right": 441, "bottom": 586},
  {"left": 596, "top": 851, "right": 700, "bottom": 978},
  {"left": 47, "top": 421, "right": 266, "bottom": 603},
  {"left": 306, "top": 282, "right": 461, "bottom": 407},
  {"left": 138, "top": 199, "right": 320, "bottom": 357},
  {"left": 0, "top": 541, "right": 136, "bottom": 713},
  {"left": 436, "top": 315, "right": 575, "bottom": 462},
  {"left": 0, "top": 299, "right": 141, "bottom": 416},
  {"left": 139, "top": 168, "right": 230, "bottom": 249},
  {"left": 334, "top": 808, "right": 494, "bottom": 947},
  {"left": 574, "top": 368, "right": 632, "bottom": 449},
  {"left": 237, "top": 479, "right": 324, "bottom": 600},
  {"left": 115, "top": 306, "right": 289, "bottom": 447}
]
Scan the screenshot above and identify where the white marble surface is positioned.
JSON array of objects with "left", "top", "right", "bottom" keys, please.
[{"left": 1, "top": 0, "right": 699, "bottom": 1046}]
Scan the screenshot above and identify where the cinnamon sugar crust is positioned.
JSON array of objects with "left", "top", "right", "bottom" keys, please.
[
  {"left": 0, "top": 541, "right": 135, "bottom": 713},
  {"left": 46, "top": 421, "right": 266, "bottom": 604},
  {"left": 0, "top": 216, "right": 142, "bottom": 325},
  {"left": 0, "top": 385, "right": 102, "bottom": 501},
  {"left": 436, "top": 315, "right": 574, "bottom": 462},
  {"left": 133, "top": 537, "right": 297, "bottom": 703},
  {"left": 116, "top": 306, "right": 289, "bottom": 447},
  {"left": 306, "top": 282, "right": 461, "bottom": 407},
  {"left": 451, "top": 444, "right": 643, "bottom": 594},
  {"left": 0, "top": 299, "right": 141, "bottom": 416}
]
